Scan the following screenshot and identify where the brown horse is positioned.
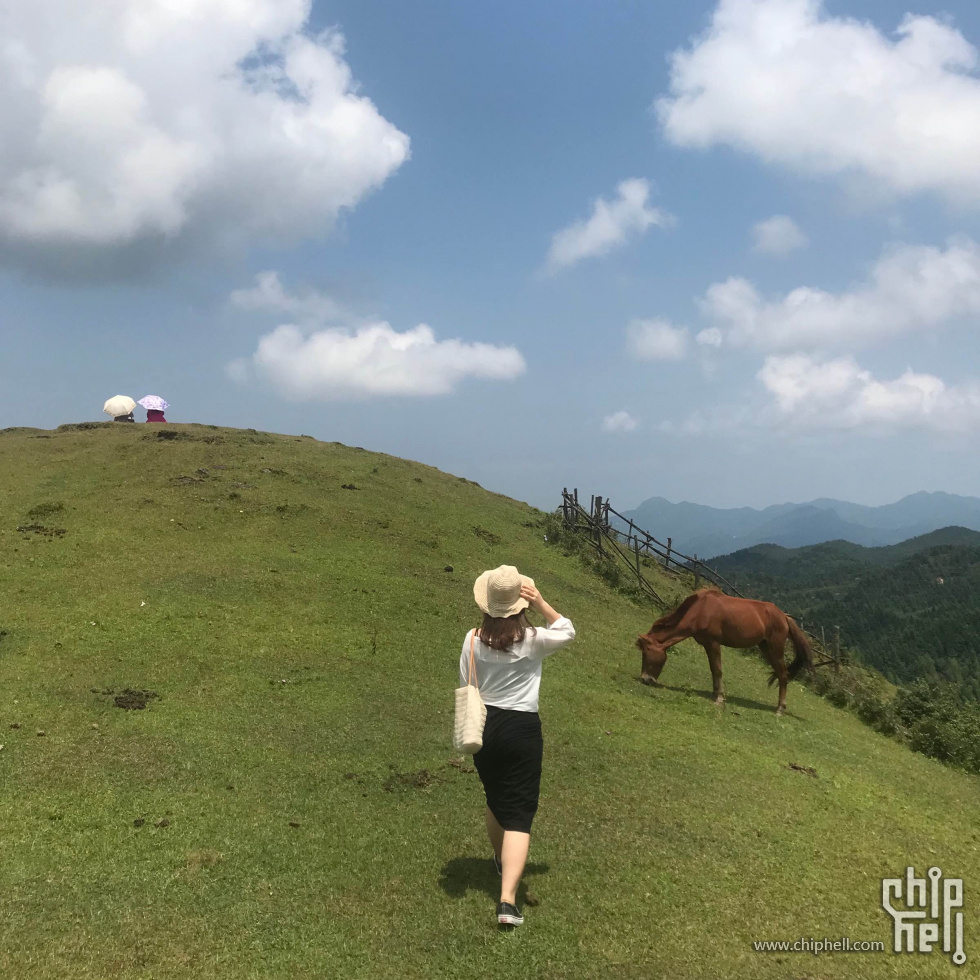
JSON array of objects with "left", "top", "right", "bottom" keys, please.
[{"left": 636, "top": 590, "right": 812, "bottom": 714}]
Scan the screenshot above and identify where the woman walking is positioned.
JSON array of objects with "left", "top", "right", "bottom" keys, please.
[{"left": 462, "top": 564, "right": 575, "bottom": 927}]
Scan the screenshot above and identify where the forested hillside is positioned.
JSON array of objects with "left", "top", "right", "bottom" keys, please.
[{"left": 711, "top": 531, "right": 980, "bottom": 700}]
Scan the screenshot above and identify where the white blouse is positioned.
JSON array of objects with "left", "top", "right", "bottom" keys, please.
[{"left": 458, "top": 617, "right": 576, "bottom": 713}]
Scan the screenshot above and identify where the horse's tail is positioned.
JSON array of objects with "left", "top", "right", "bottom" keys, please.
[
  {"left": 785, "top": 616, "right": 813, "bottom": 681},
  {"left": 766, "top": 615, "right": 813, "bottom": 686}
]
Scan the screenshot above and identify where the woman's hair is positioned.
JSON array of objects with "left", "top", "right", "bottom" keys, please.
[{"left": 479, "top": 610, "right": 536, "bottom": 651}]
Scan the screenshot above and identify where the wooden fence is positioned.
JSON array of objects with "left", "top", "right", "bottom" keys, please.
[
  {"left": 559, "top": 488, "right": 665, "bottom": 604},
  {"left": 559, "top": 488, "right": 843, "bottom": 671}
]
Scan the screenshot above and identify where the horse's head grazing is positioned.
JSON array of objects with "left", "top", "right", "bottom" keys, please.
[{"left": 636, "top": 633, "right": 667, "bottom": 686}]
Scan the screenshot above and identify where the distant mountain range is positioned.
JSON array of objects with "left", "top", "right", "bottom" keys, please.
[{"left": 620, "top": 491, "right": 980, "bottom": 559}]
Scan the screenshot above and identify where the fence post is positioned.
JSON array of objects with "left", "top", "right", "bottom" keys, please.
[
  {"left": 693, "top": 554, "right": 700, "bottom": 590},
  {"left": 833, "top": 626, "right": 841, "bottom": 674},
  {"left": 665, "top": 537, "right": 672, "bottom": 569},
  {"left": 634, "top": 534, "right": 642, "bottom": 584},
  {"left": 594, "top": 496, "right": 603, "bottom": 554}
]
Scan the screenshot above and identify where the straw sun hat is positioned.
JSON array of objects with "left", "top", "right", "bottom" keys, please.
[{"left": 473, "top": 565, "right": 535, "bottom": 618}]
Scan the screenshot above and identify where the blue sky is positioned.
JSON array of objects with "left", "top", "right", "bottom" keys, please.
[{"left": 3, "top": 0, "right": 980, "bottom": 511}]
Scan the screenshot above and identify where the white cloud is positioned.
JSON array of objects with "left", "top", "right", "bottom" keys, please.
[
  {"left": 657, "top": 0, "right": 980, "bottom": 204},
  {"left": 251, "top": 324, "right": 526, "bottom": 400},
  {"left": 627, "top": 318, "right": 689, "bottom": 361},
  {"left": 0, "top": 1, "right": 409, "bottom": 273},
  {"left": 225, "top": 357, "right": 250, "bottom": 385},
  {"left": 601, "top": 411, "right": 639, "bottom": 433},
  {"left": 696, "top": 327, "right": 724, "bottom": 348},
  {"left": 700, "top": 238, "right": 980, "bottom": 351},
  {"left": 229, "top": 274, "right": 526, "bottom": 400},
  {"left": 758, "top": 354, "right": 980, "bottom": 432},
  {"left": 752, "top": 215, "right": 808, "bottom": 254},
  {"left": 545, "top": 179, "right": 672, "bottom": 273},
  {"left": 658, "top": 404, "right": 750, "bottom": 436},
  {"left": 230, "top": 271, "right": 344, "bottom": 325}
]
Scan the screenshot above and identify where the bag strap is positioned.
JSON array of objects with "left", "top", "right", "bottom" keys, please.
[{"left": 467, "top": 631, "right": 479, "bottom": 690}]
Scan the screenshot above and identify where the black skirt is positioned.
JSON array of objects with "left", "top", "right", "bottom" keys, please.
[{"left": 473, "top": 705, "right": 543, "bottom": 833}]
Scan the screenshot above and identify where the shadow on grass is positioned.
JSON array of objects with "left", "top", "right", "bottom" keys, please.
[
  {"left": 438, "top": 856, "right": 550, "bottom": 901},
  {"left": 649, "top": 680, "right": 800, "bottom": 718}
]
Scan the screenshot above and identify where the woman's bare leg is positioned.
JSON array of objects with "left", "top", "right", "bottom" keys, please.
[
  {"left": 485, "top": 807, "right": 504, "bottom": 861},
  {"left": 500, "top": 830, "right": 530, "bottom": 905}
]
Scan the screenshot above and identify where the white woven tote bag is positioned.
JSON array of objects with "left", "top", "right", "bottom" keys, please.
[{"left": 453, "top": 632, "right": 487, "bottom": 754}]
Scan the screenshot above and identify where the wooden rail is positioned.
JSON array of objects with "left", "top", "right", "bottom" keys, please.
[
  {"left": 559, "top": 488, "right": 843, "bottom": 671},
  {"left": 559, "top": 489, "right": 664, "bottom": 604}
]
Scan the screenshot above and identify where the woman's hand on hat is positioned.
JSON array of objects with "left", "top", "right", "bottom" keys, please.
[{"left": 520, "top": 582, "right": 542, "bottom": 610}]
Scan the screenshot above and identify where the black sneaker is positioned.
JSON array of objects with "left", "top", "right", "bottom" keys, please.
[
  {"left": 497, "top": 902, "right": 524, "bottom": 926},
  {"left": 492, "top": 853, "right": 502, "bottom": 876}
]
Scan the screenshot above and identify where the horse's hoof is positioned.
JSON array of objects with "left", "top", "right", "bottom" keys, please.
[
  {"left": 640, "top": 676, "right": 660, "bottom": 687},
  {"left": 775, "top": 707, "right": 785, "bottom": 716},
  {"left": 714, "top": 698, "right": 725, "bottom": 707}
]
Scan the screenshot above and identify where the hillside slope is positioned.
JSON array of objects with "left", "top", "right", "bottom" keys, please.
[{"left": 0, "top": 424, "right": 977, "bottom": 979}]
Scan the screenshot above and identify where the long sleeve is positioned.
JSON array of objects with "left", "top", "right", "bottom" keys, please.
[{"left": 525, "top": 616, "right": 575, "bottom": 660}]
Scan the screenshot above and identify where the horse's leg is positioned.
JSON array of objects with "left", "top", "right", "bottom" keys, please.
[
  {"left": 704, "top": 640, "right": 724, "bottom": 705},
  {"left": 761, "top": 639, "right": 789, "bottom": 715}
]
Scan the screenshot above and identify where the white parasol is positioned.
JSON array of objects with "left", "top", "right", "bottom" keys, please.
[
  {"left": 103, "top": 395, "right": 136, "bottom": 417},
  {"left": 138, "top": 395, "right": 169, "bottom": 412}
]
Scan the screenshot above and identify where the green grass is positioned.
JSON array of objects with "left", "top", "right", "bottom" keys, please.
[{"left": 0, "top": 423, "right": 977, "bottom": 979}]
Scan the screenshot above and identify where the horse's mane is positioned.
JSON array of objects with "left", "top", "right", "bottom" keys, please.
[{"left": 650, "top": 590, "right": 706, "bottom": 630}]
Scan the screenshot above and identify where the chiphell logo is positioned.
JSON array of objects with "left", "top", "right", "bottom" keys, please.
[{"left": 882, "top": 867, "right": 965, "bottom": 966}]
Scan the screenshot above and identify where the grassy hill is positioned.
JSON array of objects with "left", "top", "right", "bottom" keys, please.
[
  {"left": 0, "top": 424, "right": 977, "bottom": 979},
  {"left": 711, "top": 534, "right": 980, "bottom": 698}
]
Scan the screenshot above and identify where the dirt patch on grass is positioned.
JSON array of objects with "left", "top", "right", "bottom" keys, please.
[
  {"left": 113, "top": 689, "right": 160, "bottom": 711},
  {"left": 57, "top": 422, "right": 108, "bottom": 432},
  {"left": 27, "top": 501, "right": 64, "bottom": 519},
  {"left": 185, "top": 848, "right": 220, "bottom": 872},
  {"left": 788, "top": 762, "right": 817, "bottom": 777},
  {"left": 383, "top": 768, "right": 438, "bottom": 792},
  {"left": 472, "top": 525, "right": 501, "bottom": 545},
  {"left": 275, "top": 504, "right": 312, "bottom": 515},
  {"left": 149, "top": 429, "right": 225, "bottom": 444},
  {"left": 16, "top": 523, "right": 67, "bottom": 537}
]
